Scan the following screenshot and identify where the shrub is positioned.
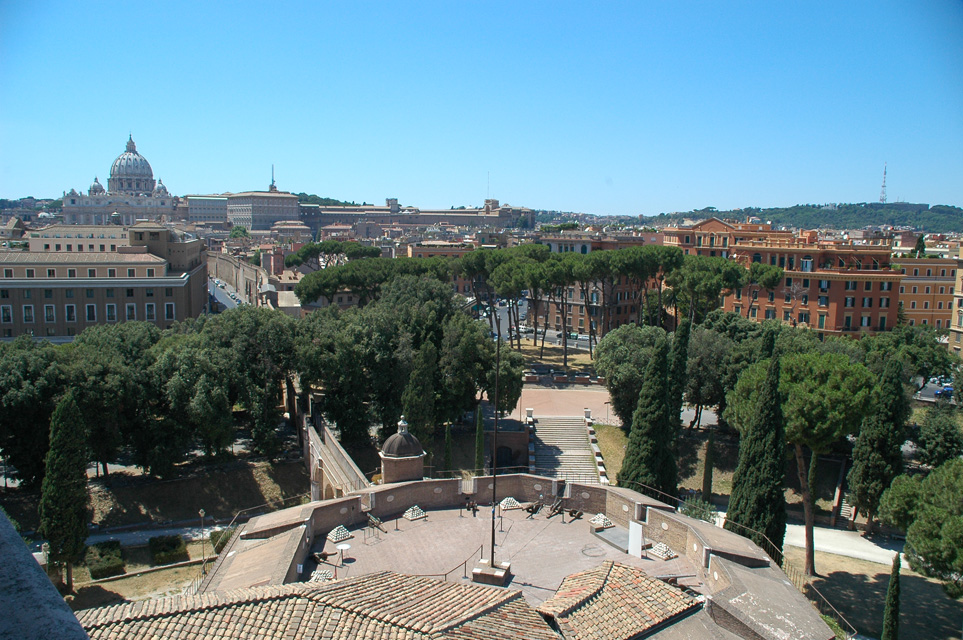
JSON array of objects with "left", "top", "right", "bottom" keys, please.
[
  {"left": 85, "top": 541, "right": 126, "bottom": 580},
  {"left": 209, "top": 526, "right": 237, "bottom": 554},
  {"left": 148, "top": 534, "right": 189, "bottom": 566},
  {"left": 679, "top": 496, "right": 716, "bottom": 524}
]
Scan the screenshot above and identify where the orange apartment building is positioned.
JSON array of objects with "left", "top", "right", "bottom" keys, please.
[
  {"left": 894, "top": 257, "right": 955, "bottom": 329},
  {"left": 535, "top": 232, "right": 665, "bottom": 336},
  {"left": 665, "top": 219, "right": 902, "bottom": 336}
]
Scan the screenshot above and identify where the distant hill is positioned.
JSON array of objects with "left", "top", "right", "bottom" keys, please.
[
  {"left": 296, "top": 193, "right": 363, "bottom": 207},
  {"left": 640, "top": 202, "right": 963, "bottom": 233}
]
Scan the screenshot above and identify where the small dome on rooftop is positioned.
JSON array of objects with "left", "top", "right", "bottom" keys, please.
[{"left": 381, "top": 416, "right": 424, "bottom": 458}]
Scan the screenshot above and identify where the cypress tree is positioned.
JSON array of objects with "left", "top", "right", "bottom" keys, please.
[
  {"left": 882, "top": 553, "right": 901, "bottom": 640},
  {"left": 39, "top": 391, "right": 90, "bottom": 592},
  {"left": 725, "top": 358, "right": 786, "bottom": 558},
  {"left": 667, "top": 320, "right": 691, "bottom": 432},
  {"left": 617, "top": 338, "right": 676, "bottom": 498},
  {"left": 848, "top": 359, "right": 907, "bottom": 530},
  {"left": 474, "top": 406, "right": 484, "bottom": 473},
  {"left": 702, "top": 431, "right": 714, "bottom": 501}
]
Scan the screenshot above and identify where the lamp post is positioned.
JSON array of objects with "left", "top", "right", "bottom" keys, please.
[{"left": 199, "top": 509, "right": 206, "bottom": 572}]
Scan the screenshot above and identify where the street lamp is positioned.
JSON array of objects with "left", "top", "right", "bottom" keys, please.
[{"left": 199, "top": 509, "right": 206, "bottom": 572}]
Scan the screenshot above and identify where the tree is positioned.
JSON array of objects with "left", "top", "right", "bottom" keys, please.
[
  {"left": 724, "top": 358, "right": 787, "bottom": 559},
  {"left": 443, "top": 424, "right": 453, "bottom": 477},
  {"left": 617, "top": 338, "right": 676, "bottom": 498},
  {"left": 667, "top": 320, "right": 691, "bottom": 432},
  {"left": 912, "top": 234, "right": 926, "bottom": 258},
  {"left": 402, "top": 342, "right": 439, "bottom": 443},
  {"left": 595, "top": 324, "right": 667, "bottom": 429},
  {"left": 727, "top": 351, "right": 874, "bottom": 575},
  {"left": 229, "top": 225, "right": 250, "bottom": 239},
  {"left": 882, "top": 553, "right": 901, "bottom": 640},
  {"left": 666, "top": 254, "right": 744, "bottom": 324},
  {"left": 742, "top": 262, "right": 784, "bottom": 319},
  {"left": 474, "top": 406, "right": 484, "bottom": 473},
  {"left": 916, "top": 402, "right": 963, "bottom": 468},
  {"left": 0, "top": 337, "right": 68, "bottom": 489},
  {"left": 38, "top": 392, "right": 90, "bottom": 592},
  {"left": 847, "top": 359, "right": 908, "bottom": 530},
  {"left": 702, "top": 431, "right": 714, "bottom": 500},
  {"left": 880, "top": 459, "right": 963, "bottom": 598}
]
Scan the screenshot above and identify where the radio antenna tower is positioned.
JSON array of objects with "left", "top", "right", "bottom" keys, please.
[{"left": 879, "top": 163, "right": 887, "bottom": 204}]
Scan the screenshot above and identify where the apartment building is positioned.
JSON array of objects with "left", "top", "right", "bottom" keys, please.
[
  {"left": 663, "top": 218, "right": 794, "bottom": 258},
  {"left": 895, "top": 257, "right": 955, "bottom": 329},
  {"left": 0, "top": 222, "right": 207, "bottom": 340},
  {"left": 723, "top": 236, "right": 901, "bottom": 335}
]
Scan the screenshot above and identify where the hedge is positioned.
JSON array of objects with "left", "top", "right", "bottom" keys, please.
[
  {"left": 210, "top": 527, "right": 237, "bottom": 555},
  {"left": 148, "top": 534, "right": 189, "bottom": 566},
  {"left": 85, "top": 541, "right": 126, "bottom": 580}
]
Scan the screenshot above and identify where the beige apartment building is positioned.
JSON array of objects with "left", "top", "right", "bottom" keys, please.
[
  {"left": 896, "top": 257, "right": 955, "bottom": 330},
  {"left": 0, "top": 222, "right": 207, "bottom": 340}
]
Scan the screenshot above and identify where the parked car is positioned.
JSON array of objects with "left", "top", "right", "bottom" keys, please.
[{"left": 935, "top": 386, "right": 954, "bottom": 399}]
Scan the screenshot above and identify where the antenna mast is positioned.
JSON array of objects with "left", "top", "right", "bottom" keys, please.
[{"left": 879, "top": 163, "right": 887, "bottom": 204}]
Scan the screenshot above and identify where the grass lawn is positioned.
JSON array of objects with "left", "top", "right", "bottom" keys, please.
[
  {"left": 1, "top": 460, "right": 311, "bottom": 531},
  {"left": 784, "top": 547, "right": 963, "bottom": 640}
]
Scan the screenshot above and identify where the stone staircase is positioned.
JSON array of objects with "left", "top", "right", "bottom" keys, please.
[{"left": 531, "top": 417, "right": 600, "bottom": 483}]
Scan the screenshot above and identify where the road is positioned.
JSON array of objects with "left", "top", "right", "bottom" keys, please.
[{"left": 208, "top": 277, "right": 239, "bottom": 310}]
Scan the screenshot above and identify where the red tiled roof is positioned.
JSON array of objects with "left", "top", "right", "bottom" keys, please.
[
  {"left": 77, "top": 571, "right": 558, "bottom": 640},
  {"left": 537, "top": 561, "right": 699, "bottom": 640}
]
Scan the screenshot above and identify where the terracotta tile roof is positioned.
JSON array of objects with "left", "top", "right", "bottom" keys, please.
[
  {"left": 77, "top": 571, "right": 558, "bottom": 640},
  {"left": 537, "top": 561, "right": 699, "bottom": 640}
]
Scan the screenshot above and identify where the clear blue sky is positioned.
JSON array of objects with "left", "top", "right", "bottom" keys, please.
[{"left": 2, "top": 1, "right": 961, "bottom": 216}]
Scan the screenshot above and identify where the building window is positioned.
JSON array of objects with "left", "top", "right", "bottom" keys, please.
[
  {"left": 914, "top": 268, "right": 919, "bottom": 276},
  {"left": 47, "top": 269, "right": 56, "bottom": 278},
  {"left": 768, "top": 291, "right": 774, "bottom": 302},
  {"left": 880, "top": 281, "right": 892, "bottom": 291},
  {"left": 0, "top": 290, "right": 7, "bottom": 299},
  {"left": 86, "top": 304, "right": 96, "bottom": 322},
  {"left": 88, "top": 268, "right": 96, "bottom": 278},
  {"left": 126, "top": 288, "right": 134, "bottom": 298},
  {"left": 750, "top": 307, "right": 757, "bottom": 318},
  {"left": 912, "top": 286, "right": 918, "bottom": 294},
  {"left": 862, "top": 297, "right": 873, "bottom": 308},
  {"left": 783, "top": 310, "right": 791, "bottom": 322},
  {"left": 845, "top": 281, "right": 857, "bottom": 290},
  {"left": 2, "top": 269, "right": 11, "bottom": 278},
  {"left": 106, "top": 289, "right": 114, "bottom": 298},
  {"left": 818, "top": 296, "right": 829, "bottom": 307},
  {"left": 67, "top": 269, "right": 76, "bottom": 278},
  {"left": 165, "top": 287, "right": 173, "bottom": 297},
  {"left": 165, "top": 302, "right": 175, "bottom": 320},
  {"left": 880, "top": 297, "right": 890, "bottom": 308},
  {"left": 65, "top": 289, "right": 74, "bottom": 299},
  {"left": 108, "top": 268, "right": 116, "bottom": 278},
  {"left": 786, "top": 277, "right": 793, "bottom": 287},
  {"left": 818, "top": 314, "right": 826, "bottom": 329},
  {"left": 798, "top": 312, "right": 810, "bottom": 324},
  {"left": 845, "top": 297, "right": 855, "bottom": 308},
  {"left": 765, "top": 309, "right": 776, "bottom": 319},
  {"left": 899, "top": 286, "right": 905, "bottom": 294},
  {"left": 864, "top": 281, "right": 872, "bottom": 291},
  {"left": 911, "top": 301, "right": 917, "bottom": 309},
  {"left": 927, "top": 269, "right": 932, "bottom": 277},
  {"left": 924, "top": 302, "right": 929, "bottom": 309},
  {"left": 801, "top": 295, "right": 809, "bottom": 305},
  {"left": 819, "top": 280, "right": 830, "bottom": 291},
  {"left": 145, "top": 303, "right": 156, "bottom": 321},
  {"left": 128, "top": 268, "right": 135, "bottom": 277},
  {"left": 86, "top": 289, "right": 95, "bottom": 298},
  {"left": 925, "top": 286, "right": 931, "bottom": 294},
  {"left": 22, "top": 306, "right": 33, "bottom": 323},
  {"left": 861, "top": 316, "right": 871, "bottom": 327},
  {"left": 44, "top": 305, "right": 54, "bottom": 322},
  {"left": 784, "top": 293, "right": 791, "bottom": 303},
  {"left": 940, "top": 286, "right": 945, "bottom": 294},
  {"left": 147, "top": 268, "right": 155, "bottom": 277},
  {"left": 65, "top": 304, "right": 76, "bottom": 322},
  {"left": 802, "top": 279, "right": 810, "bottom": 288},
  {"left": 44, "top": 289, "right": 52, "bottom": 299},
  {"left": 126, "top": 303, "right": 136, "bottom": 320},
  {"left": 0, "top": 305, "right": 11, "bottom": 323},
  {"left": 106, "top": 304, "right": 116, "bottom": 322},
  {"left": 146, "top": 288, "right": 154, "bottom": 298}
]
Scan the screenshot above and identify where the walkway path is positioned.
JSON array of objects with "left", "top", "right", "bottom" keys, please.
[{"left": 783, "top": 521, "right": 904, "bottom": 565}]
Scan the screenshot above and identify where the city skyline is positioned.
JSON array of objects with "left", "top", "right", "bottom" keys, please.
[{"left": 1, "top": 1, "right": 961, "bottom": 215}]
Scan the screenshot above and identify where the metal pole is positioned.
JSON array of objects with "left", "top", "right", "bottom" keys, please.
[
  {"left": 199, "top": 509, "right": 206, "bottom": 573},
  {"left": 490, "top": 332, "right": 500, "bottom": 566}
]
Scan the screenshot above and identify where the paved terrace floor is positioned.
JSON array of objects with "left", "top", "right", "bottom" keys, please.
[{"left": 306, "top": 506, "right": 694, "bottom": 607}]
